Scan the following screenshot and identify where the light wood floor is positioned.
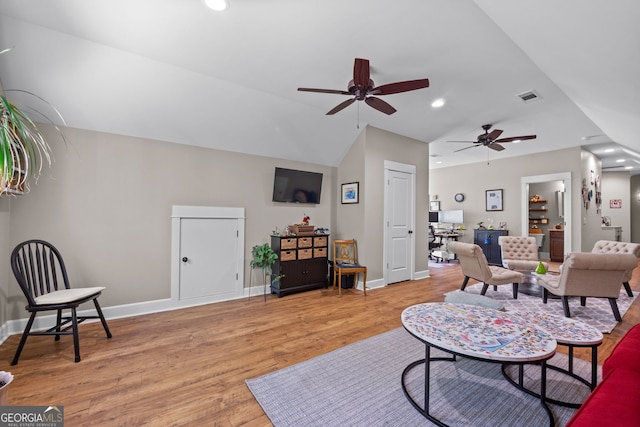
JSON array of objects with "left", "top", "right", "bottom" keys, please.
[{"left": 1, "top": 260, "right": 638, "bottom": 426}]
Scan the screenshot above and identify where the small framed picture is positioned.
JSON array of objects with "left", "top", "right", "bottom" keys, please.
[
  {"left": 430, "top": 201, "right": 440, "bottom": 211},
  {"left": 610, "top": 199, "right": 622, "bottom": 209},
  {"left": 486, "top": 189, "right": 503, "bottom": 211},
  {"left": 341, "top": 182, "right": 359, "bottom": 204}
]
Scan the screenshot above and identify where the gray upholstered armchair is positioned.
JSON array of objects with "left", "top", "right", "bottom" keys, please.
[
  {"left": 536, "top": 252, "right": 638, "bottom": 321},
  {"left": 498, "top": 235, "right": 548, "bottom": 272},
  {"left": 591, "top": 240, "right": 640, "bottom": 297},
  {"left": 450, "top": 241, "right": 524, "bottom": 299}
]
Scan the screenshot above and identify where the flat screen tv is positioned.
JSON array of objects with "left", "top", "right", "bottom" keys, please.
[{"left": 272, "top": 167, "right": 323, "bottom": 204}]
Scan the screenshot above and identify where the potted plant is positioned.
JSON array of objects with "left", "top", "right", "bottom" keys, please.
[
  {"left": 250, "top": 243, "right": 284, "bottom": 300},
  {"left": 1, "top": 47, "right": 61, "bottom": 195}
]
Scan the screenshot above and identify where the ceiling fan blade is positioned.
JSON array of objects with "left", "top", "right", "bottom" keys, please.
[
  {"left": 298, "top": 88, "right": 351, "bottom": 95},
  {"left": 326, "top": 98, "right": 356, "bottom": 115},
  {"left": 488, "top": 143, "right": 506, "bottom": 151},
  {"left": 454, "top": 144, "right": 481, "bottom": 153},
  {"left": 487, "top": 129, "right": 503, "bottom": 141},
  {"left": 494, "top": 135, "right": 537, "bottom": 143},
  {"left": 353, "top": 58, "right": 370, "bottom": 88},
  {"left": 365, "top": 97, "right": 397, "bottom": 115},
  {"left": 371, "top": 79, "right": 430, "bottom": 95}
]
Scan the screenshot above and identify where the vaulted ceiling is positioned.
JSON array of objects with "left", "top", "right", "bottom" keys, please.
[{"left": 0, "top": 0, "right": 638, "bottom": 173}]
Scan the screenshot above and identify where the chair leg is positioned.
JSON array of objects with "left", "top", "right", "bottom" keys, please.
[
  {"left": 561, "top": 296, "right": 571, "bottom": 318},
  {"left": 542, "top": 288, "right": 548, "bottom": 304},
  {"left": 71, "top": 307, "right": 81, "bottom": 363},
  {"left": 460, "top": 276, "right": 470, "bottom": 291},
  {"left": 609, "top": 298, "right": 622, "bottom": 322},
  {"left": 362, "top": 271, "right": 367, "bottom": 297},
  {"left": 93, "top": 298, "right": 112, "bottom": 338},
  {"left": 512, "top": 283, "right": 518, "bottom": 299},
  {"left": 580, "top": 296, "right": 587, "bottom": 307},
  {"left": 480, "top": 284, "right": 489, "bottom": 295},
  {"left": 623, "top": 282, "right": 633, "bottom": 297},
  {"left": 11, "top": 312, "right": 37, "bottom": 366},
  {"left": 337, "top": 272, "right": 342, "bottom": 297},
  {"left": 55, "top": 309, "right": 63, "bottom": 341}
]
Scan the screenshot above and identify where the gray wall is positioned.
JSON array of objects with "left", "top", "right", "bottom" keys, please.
[
  {"left": 1, "top": 124, "right": 429, "bottom": 323},
  {"left": 3, "top": 125, "right": 335, "bottom": 319}
]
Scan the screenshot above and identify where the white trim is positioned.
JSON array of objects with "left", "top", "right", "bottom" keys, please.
[{"left": 170, "top": 206, "right": 245, "bottom": 303}]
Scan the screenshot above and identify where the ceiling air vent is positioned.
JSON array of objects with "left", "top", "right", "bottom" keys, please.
[{"left": 517, "top": 90, "right": 541, "bottom": 103}]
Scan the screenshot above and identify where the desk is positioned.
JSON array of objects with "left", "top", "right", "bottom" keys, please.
[{"left": 401, "top": 303, "right": 557, "bottom": 426}]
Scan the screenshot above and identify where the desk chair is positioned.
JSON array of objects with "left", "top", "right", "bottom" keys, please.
[
  {"left": 10, "top": 240, "right": 112, "bottom": 364},
  {"left": 333, "top": 239, "right": 367, "bottom": 296},
  {"left": 428, "top": 225, "right": 443, "bottom": 260}
]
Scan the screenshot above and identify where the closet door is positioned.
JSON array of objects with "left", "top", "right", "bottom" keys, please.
[{"left": 179, "top": 218, "right": 241, "bottom": 300}]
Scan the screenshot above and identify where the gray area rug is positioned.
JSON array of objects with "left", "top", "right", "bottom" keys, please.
[
  {"left": 448, "top": 282, "right": 637, "bottom": 333},
  {"left": 246, "top": 328, "right": 598, "bottom": 427}
]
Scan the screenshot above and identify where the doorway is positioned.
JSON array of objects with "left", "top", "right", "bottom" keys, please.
[
  {"left": 383, "top": 161, "right": 415, "bottom": 284},
  {"left": 521, "top": 172, "right": 572, "bottom": 255}
]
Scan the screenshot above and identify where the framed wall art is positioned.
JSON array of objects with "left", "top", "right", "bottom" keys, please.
[
  {"left": 610, "top": 199, "right": 622, "bottom": 209},
  {"left": 430, "top": 201, "right": 440, "bottom": 211},
  {"left": 341, "top": 182, "right": 359, "bottom": 204},
  {"left": 485, "top": 189, "right": 503, "bottom": 211}
]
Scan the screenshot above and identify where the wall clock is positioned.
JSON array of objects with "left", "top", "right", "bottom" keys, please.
[{"left": 454, "top": 193, "right": 465, "bottom": 202}]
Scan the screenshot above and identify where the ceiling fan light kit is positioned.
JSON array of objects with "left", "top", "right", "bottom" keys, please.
[{"left": 298, "top": 58, "right": 429, "bottom": 116}]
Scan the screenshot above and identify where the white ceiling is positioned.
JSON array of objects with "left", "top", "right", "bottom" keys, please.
[{"left": 0, "top": 0, "right": 638, "bottom": 173}]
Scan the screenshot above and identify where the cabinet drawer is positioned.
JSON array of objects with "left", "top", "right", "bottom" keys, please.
[
  {"left": 280, "top": 250, "right": 296, "bottom": 261},
  {"left": 313, "top": 236, "right": 327, "bottom": 247},
  {"left": 281, "top": 238, "right": 297, "bottom": 249},
  {"left": 298, "top": 248, "right": 313, "bottom": 259},
  {"left": 298, "top": 237, "right": 313, "bottom": 248},
  {"left": 314, "top": 247, "right": 327, "bottom": 258}
]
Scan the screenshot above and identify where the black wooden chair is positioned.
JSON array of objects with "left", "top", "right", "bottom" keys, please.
[{"left": 10, "top": 240, "right": 112, "bottom": 364}]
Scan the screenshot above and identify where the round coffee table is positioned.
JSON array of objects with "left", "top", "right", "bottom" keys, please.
[
  {"left": 401, "top": 303, "right": 557, "bottom": 426},
  {"left": 501, "top": 310, "right": 603, "bottom": 408}
]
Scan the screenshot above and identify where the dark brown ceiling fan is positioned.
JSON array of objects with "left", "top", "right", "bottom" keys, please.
[
  {"left": 449, "top": 124, "right": 537, "bottom": 152},
  {"left": 298, "top": 58, "right": 429, "bottom": 115}
]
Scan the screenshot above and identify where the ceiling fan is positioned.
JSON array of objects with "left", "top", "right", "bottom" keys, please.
[
  {"left": 448, "top": 124, "right": 537, "bottom": 152},
  {"left": 298, "top": 58, "right": 429, "bottom": 115}
]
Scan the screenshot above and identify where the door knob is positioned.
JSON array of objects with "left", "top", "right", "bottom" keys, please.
[{"left": 182, "top": 257, "right": 188, "bottom": 262}]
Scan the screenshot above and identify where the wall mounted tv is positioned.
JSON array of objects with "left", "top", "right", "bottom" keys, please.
[{"left": 272, "top": 167, "right": 323, "bottom": 204}]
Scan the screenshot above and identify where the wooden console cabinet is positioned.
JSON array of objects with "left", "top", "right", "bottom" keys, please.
[
  {"left": 270, "top": 234, "right": 329, "bottom": 297},
  {"left": 474, "top": 229, "right": 508, "bottom": 265},
  {"left": 549, "top": 229, "right": 564, "bottom": 262}
]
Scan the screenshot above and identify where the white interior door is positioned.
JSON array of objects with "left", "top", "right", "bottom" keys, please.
[
  {"left": 179, "top": 218, "right": 241, "bottom": 300},
  {"left": 385, "top": 166, "right": 415, "bottom": 284}
]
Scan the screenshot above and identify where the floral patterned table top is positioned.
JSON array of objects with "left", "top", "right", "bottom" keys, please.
[
  {"left": 401, "top": 303, "right": 557, "bottom": 362},
  {"left": 516, "top": 311, "right": 603, "bottom": 345}
]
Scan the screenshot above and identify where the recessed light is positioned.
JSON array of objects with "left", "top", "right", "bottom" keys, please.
[
  {"left": 436, "top": 161, "right": 443, "bottom": 164},
  {"left": 625, "top": 166, "right": 633, "bottom": 170},
  {"left": 431, "top": 98, "right": 445, "bottom": 108},
  {"left": 616, "top": 159, "right": 626, "bottom": 163},
  {"left": 604, "top": 148, "right": 615, "bottom": 153},
  {"left": 204, "top": 0, "right": 229, "bottom": 11}
]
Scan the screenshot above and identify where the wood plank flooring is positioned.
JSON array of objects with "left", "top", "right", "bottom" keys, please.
[{"left": 0, "top": 260, "right": 638, "bottom": 426}]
